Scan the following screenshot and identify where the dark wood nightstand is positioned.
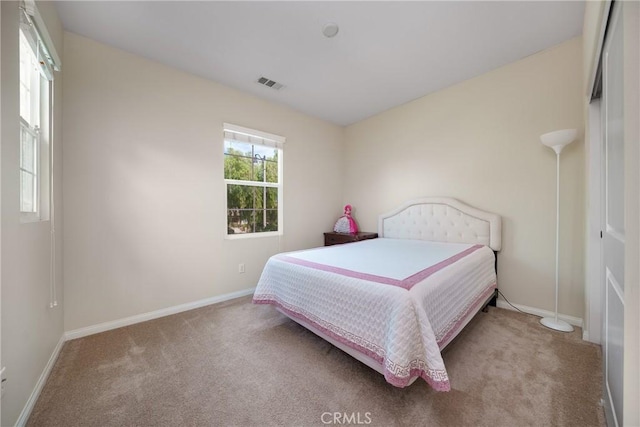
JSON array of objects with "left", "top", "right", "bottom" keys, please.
[{"left": 324, "top": 232, "right": 378, "bottom": 246}]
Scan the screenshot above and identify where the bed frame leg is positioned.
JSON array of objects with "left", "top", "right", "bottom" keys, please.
[{"left": 482, "top": 289, "right": 498, "bottom": 313}]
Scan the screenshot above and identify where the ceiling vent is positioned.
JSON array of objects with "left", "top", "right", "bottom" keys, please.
[{"left": 257, "top": 76, "right": 284, "bottom": 90}]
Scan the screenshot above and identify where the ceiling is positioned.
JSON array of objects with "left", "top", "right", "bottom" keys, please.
[{"left": 55, "top": 1, "right": 585, "bottom": 126}]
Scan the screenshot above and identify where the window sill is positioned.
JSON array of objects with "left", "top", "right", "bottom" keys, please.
[
  {"left": 225, "top": 231, "right": 282, "bottom": 240},
  {"left": 20, "top": 213, "right": 43, "bottom": 224}
]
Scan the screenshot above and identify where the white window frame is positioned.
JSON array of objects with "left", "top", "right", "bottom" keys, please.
[
  {"left": 223, "top": 123, "right": 284, "bottom": 239},
  {"left": 19, "top": 1, "right": 58, "bottom": 223}
]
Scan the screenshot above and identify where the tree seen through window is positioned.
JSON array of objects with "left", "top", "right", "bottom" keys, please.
[{"left": 224, "top": 140, "right": 279, "bottom": 234}]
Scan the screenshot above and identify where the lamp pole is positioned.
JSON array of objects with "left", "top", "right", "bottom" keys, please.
[
  {"left": 554, "top": 150, "right": 560, "bottom": 324},
  {"left": 539, "top": 129, "right": 577, "bottom": 333}
]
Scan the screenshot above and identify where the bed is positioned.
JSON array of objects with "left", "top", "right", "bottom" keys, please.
[{"left": 253, "top": 198, "right": 501, "bottom": 391}]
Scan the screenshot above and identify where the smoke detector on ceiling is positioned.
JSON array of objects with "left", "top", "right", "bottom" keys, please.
[
  {"left": 257, "top": 76, "right": 284, "bottom": 90},
  {"left": 322, "top": 22, "right": 339, "bottom": 38}
]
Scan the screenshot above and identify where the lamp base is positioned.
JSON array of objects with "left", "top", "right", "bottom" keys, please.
[{"left": 540, "top": 317, "right": 574, "bottom": 332}]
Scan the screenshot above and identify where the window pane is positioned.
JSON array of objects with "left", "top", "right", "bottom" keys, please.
[
  {"left": 254, "top": 156, "right": 278, "bottom": 183},
  {"left": 224, "top": 140, "right": 279, "bottom": 183},
  {"left": 254, "top": 145, "right": 278, "bottom": 183},
  {"left": 227, "top": 184, "right": 254, "bottom": 210},
  {"left": 227, "top": 184, "right": 255, "bottom": 234},
  {"left": 266, "top": 187, "right": 278, "bottom": 209},
  {"left": 254, "top": 185, "right": 265, "bottom": 209},
  {"left": 20, "top": 82, "right": 30, "bottom": 122},
  {"left": 20, "top": 31, "right": 32, "bottom": 122},
  {"left": 224, "top": 140, "right": 253, "bottom": 181},
  {"left": 227, "top": 209, "right": 255, "bottom": 235},
  {"left": 21, "top": 171, "right": 35, "bottom": 213},
  {"left": 257, "top": 209, "right": 278, "bottom": 233},
  {"left": 21, "top": 128, "right": 36, "bottom": 173},
  {"left": 224, "top": 139, "right": 252, "bottom": 156},
  {"left": 19, "top": 29, "right": 40, "bottom": 126},
  {"left": 227, "top": 184, "right": 278, "bottom": 234}
]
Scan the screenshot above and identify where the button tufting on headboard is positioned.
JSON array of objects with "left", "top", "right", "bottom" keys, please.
[{"left": 378, "top": 197, "right": 502, "bottom": 251}]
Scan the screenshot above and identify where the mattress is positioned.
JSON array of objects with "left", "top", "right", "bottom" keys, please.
[{"left": 253, "top": 238, "right": 497, "bottom": 391}]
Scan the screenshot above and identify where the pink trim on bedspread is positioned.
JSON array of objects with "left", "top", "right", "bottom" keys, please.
[
  {"left": 253, "top": 296, "right": 451, "bottom": 392},
  {"left": 275, "top": 244, "right": 484, "bottom": 290},
  {"left": 436, "top": 283, "right": 497, "bottom": 349}
]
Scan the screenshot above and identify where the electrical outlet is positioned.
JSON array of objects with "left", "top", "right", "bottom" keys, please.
[{"left": 238, "top": 263, "right": 245, "bottom": 274}]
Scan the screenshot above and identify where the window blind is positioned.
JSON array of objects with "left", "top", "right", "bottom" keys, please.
[
  {"left": 223, "top": 123, "right": 285, "bottom": 150},
  {"left": 20, "top": 0, "right": 61, "bottom": 81}
]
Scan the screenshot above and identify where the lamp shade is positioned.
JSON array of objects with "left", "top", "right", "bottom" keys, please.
[{"left": 540, "top": 129, "right": 577, "bottom": 154}]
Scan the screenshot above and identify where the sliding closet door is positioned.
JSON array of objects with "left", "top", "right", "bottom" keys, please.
[{"left": 602, "top": 2, "right": 624, "bottom": 427}]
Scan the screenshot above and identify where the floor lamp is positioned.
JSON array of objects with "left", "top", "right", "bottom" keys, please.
[{"left": 539, "top": 129, "right": 577, "bottom": 332}]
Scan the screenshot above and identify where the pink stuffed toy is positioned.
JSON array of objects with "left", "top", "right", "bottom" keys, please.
[{"left": 333, "top": 204, "right": 359, "bottom": 234}]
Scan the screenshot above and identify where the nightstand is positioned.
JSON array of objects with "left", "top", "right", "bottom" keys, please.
[{"left": 324, "top": 232, "right": 378, "bottom": 246}]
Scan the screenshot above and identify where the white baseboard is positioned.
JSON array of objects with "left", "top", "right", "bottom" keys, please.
[
  {"left": 496, "top": 300, "right": 583, "bottom": 328},
  {"left": 15, "top": 289, "right": 255, "bottom": 425},
  {"left": 15, "top": 335, "right": 65, "bottom": 427},
  {"left": 65, "top": 287, "right": 256, "bottom": 341}
]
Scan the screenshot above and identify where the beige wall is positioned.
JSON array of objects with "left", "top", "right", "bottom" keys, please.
[
  {"left": 62, "top": 32, "right": 344, "bottom": 332},
  {"left": 344, "top": 37, "right": 585, "bottom": 319},
  {"left": 0, "top": 1, "right": 64, "bottom": 425}
]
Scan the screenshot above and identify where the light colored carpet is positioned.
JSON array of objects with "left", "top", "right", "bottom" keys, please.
[{"left": 27, "top": 296, "right": 605, "bottom": 427}]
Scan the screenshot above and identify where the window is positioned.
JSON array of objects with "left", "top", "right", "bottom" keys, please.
[
  {"left": 223, "top": 124, "right": 284, "bottom": 237},
  {"left": 19, "top": 2, "right": 59, "bottom": 221}
]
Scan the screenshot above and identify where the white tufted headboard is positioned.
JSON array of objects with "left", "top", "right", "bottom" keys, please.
[{"left": 378, "top": 198, "right": 502, "bottom": 251}]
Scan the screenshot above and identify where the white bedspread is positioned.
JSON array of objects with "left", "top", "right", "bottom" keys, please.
[{"left": 253, "top": 238, "right": 496, "bottom": 391}]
